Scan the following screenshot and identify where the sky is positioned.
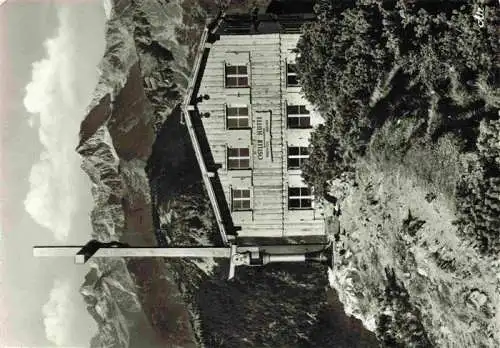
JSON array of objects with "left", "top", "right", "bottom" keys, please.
[{"left": 0, "top": 0, "right": 107, "bottom": 346}]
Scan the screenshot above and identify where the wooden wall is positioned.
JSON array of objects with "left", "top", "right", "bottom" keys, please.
[{"left": 197, "top": 33, "right": 325, "bottom": 238}]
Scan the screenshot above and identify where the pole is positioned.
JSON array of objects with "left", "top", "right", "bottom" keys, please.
[
  {"left": 33, "top": 245, "right": 231, "bottom": 264},
  {"left": 32, "top": 240, "right": 333, "bottom": 279}
]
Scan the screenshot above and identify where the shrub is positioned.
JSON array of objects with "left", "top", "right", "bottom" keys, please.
[
  {"left": 296, "top": 0, "right": 394, "bottom": 124},
  {"left": 376, "top": 268, "right": 433, "bottom": 347},
  {"left": 302, "top": 114, "right": 357, "bottom": 197},
  {"left": 297, "top": 0, "right": 498, "bottom": 206},
  {"left": 455, "top": 119, "right": 500, "bottom": 256}
]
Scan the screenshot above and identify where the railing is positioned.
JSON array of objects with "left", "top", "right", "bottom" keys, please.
[
  {"left": 182, "top": 27, "right": 210, "bottom": 108},
  {"left": 182, "top": 27, "right": 230, "bottom": 246}
]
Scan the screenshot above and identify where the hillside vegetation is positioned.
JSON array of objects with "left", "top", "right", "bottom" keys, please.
[
  {"left": 296, "top": 0, "right": 499, "bottom": 346},
  {"left": 297, "top": 0, "right": 499, "bottom": 256}
]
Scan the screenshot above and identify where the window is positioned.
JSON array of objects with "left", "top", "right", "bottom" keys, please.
[
  {"left": 232, "top": 188, "right": 251, "bottom": 211},
  {"left": 225, "top": 65, "right": 249, "bottom": 87},
  {"left": 287, "top": 63, "right": 299, "bottom": 87},
  {"left": 288, "top": 146, "right": 309, "bottom": 169},
  {"left": 226, "top": 106, "right": 249, "bottom": 129},
  {"left": 288, "top": 187, "right": 313, "bottom": 209},
  {"left": 227, "top": 147, "right": 250, "bottom": 169},
  {"left": 287, "top": 105, "right": 311, "bottom": 128}
]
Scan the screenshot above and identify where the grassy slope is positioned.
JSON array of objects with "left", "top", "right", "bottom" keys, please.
[{"left": 332, "top": 144, "right": 499, "bottom": 347}]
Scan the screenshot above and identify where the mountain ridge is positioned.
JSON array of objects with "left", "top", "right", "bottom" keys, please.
[{"left": 75, "top": 0, "right": 211, "bottom": 346}]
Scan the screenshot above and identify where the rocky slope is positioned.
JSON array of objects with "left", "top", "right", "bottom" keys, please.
[{"left": 327, "top": 158, "right": 500, "bottom": 347}]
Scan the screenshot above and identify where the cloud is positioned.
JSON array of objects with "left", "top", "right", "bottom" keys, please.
[
  {"left": 103, "top": 0, "right": 113, "bottom": 19},
  {"left": 22, "top": 6, "right": 95, "bottom": 242},
  {"left": 42, "top": 276, "right": 98, "bottom": 347},
  {"left": 42, "top": 279, "right": 75, "bottom": 346}
]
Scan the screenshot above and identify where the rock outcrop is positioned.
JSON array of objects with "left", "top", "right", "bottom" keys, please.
[{"left": 329, "top": 161, "right": 500, "bottom": 347}]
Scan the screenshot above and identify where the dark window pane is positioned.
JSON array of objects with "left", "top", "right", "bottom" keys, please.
[
  {"left": 240, "top": 148, "right": 249, "bottom": 157},
  {"left": 289, "top": 147, "right": 299, "bottom": 156},
  {"left": 301, "top": 199, "right": 312, "bottom": 208},
  {"left": 300, "top": 187, "right": 311, "bottom": 196},
  {"left": 287, "top": 117, "right": 298, "bottom": 128},
  {"left": 241, "top": 190, "right": 250, "bottom": 198},
  {"left": 289, "top": 199, "right": 300, "bottom": 208},
  {"left": 289, "top": 187, "right": 300, "bottom": 196},
  {"left": 228, "top": 159, "right": 239, "bottom": 169},
  {"left": 228, "top": 148, "right": 239, "bottom": 157},
  {"left": 302, "top": 147, "right": 309, "bottom": 156},
  {"left": 287, "top": 64, "right": 297, "bottom": 73},
  {"left": 237, "top": 65, "right": 248, "bottom": 74},
  {"left": 299, "top": 116, "right": 311, "bottom": 127},
  {"left": 288, "top": 158, "right": 300, "bottom": 168},
  {"left": 233, "top": 198, "right": 251, "bottom": 211},
  {"left": 288, "top": 105, "right": 309, "bottom": 115},
  {"left": 226, "top": 65, "right": 237, "bottom": 75},
  {"left": 234, "top": 200, "right": 242, "bottom": 210},
  {"left": 239, "top": 107, "right": 249, "bottom": 116},
  {"left": 226, "top": 77, "right": 237, "bottom": 87},
  {"left": 233, "top": 190, "right": 242, "bottom": 198},
  {"left": 287, "top": 105, "right": 298, "bottom": 115},
  {"left": 239, "top": 118, "right": 249, "bottom": 128},
  {"left": 240, "top": 159, "right": 250, "bottom": 168},
  {"left": 299, "top": 105, "right": 310, "bottom": 114},
  {"left": 227, "top": 107, "right": 238, "bottom": 117},
  {"left": 287, "top": 75, "right": 299, "bottom": 86},
  {"left": 227, "top": 119, "right": 239, "bottom": 128},
  {"left": 238, "top": 77, "right": 248, "bottom": 86}
]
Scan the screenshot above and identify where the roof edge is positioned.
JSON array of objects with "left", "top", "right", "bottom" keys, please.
[{"left": 182, "top": 27, "right": 231, "bottom": 246}]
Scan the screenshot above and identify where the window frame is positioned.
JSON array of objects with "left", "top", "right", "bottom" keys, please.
[
  {"left": 231, "top": 188, "right": 252, "bottom": 211},
  {"left": 288, "top": 186, "right": 314, "bottom": 210},
  {"left": 286, "top": 104, "right": 311, "bottom": 129},
  {"left": 226, "top": 105, "right": 250, "bottom": 129},
  {"left": 225, "top": 64, "right": 249, "bottom": 88},
  {"left": 287, "top": 146, "right": 310, "bottom": 169},
  {"left": 227, "top": 147, "right": 251, "bottom": 170},
  {"left": 286, "top": 63, "right": 299, "bottom": 87}
]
